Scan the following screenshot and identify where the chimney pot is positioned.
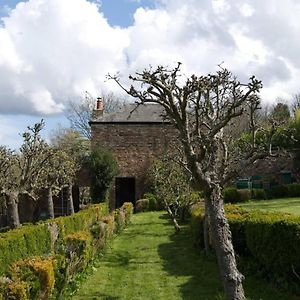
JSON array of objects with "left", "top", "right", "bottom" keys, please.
[
  {"left": 92, "top": 97, "right": 104, "bottom": 120},
  {"left": 96, "top": 97, "right": 103, "bottom": 110}
]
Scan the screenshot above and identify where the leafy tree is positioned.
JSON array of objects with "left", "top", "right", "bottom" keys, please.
[
  {"left": 90, "top": 148, "right": 118, "bottom": 203},
  {"left": 268, "top": 101, "right": 290, "bottom": 123},
  {"left": 50, "top": 127, "right": 90, "bottom": 160},
  {"left": 0, "top": 121, "right": 50, "bottom": 228},
  {"left": 50, "top": 128, "right": 89, "bottom": 213},
  {"left": 149, "top": 158, "right": 196, "bottom": 232},
  {"left": 37, "top": 149, "right": 76, "bottom": 218},
  {"left": 0, "top": 146, "right": 19, "bottom": 227},
  {"left": 110, "top": 63, "right": 280, "bottom": 300}
]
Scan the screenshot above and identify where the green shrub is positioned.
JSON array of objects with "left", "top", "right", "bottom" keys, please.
[
  {"left": 189, "top": 204, "right": 205, "bottom": 249},
  {"left": 0, "top": 202, "right": 134, "bottom": 299},
  {"left": 148, "top": 196, "right": 158, "bottom": 211},
  {"left": 64, "top": 231, "right": 92, "bottom": 274},
  {"left": 190, "top": 204, "right": 300, "bottom": 291},
  {"left": 114, "top": 209, "right": 126, "bottom": 234},
  {"left": 90, "top": 148, "right": 118, "bottom": 203},
  {"left": 135, "top": 199, "right": 149, "bottom": 213},
  {"left": 5, "top": 281, "right": 29, "bottom": 300},
  {"left": 90, "top": 222, "right": 107, "bottom": 253},
  {"left": 52, "top": 203, "right": 108, "bottom": 242},
  {"left": 237, "top": 189, "right": 251, "bottom": 202},
  {"left": 251, "top": 189, "right": 266, "bottom": 200},
  {"left": 0, "top": 204, "right": 108, "bottom": 276},
  {"left": 267, "top": 185, "right": 289, "bottom": 199},
  {"left": 102, "top": 215, "right": 115, "bottom": 238},
  {"left": 286, "top": 183, "right": 300, "bottom": 197},
  {"left": 8, "top": 257, "right": 55, "bottom": 300},
  {"left": 143, "top": 193, "right": 164, "bottom": 211},
  {"left": 52, "top": 255, "right": 68, "bottom": 298},
  {"left": 0, "top": 224, "right": 51, "bottom": 275},
  {"left": 223, "top": 187, "right": 240, "bottom": 203},
  {"left": 122, "top": 202, "right": 134, "bottom": 225}
]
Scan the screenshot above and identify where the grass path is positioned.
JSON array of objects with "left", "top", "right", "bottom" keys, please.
[{"left": 72, "top": 212, "right": 299, "bottom": 300}]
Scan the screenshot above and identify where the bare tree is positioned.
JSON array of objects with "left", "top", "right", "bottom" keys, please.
[
  {"left": 66, "top": 92, "right": 124, "bottom": 139},
  {"left": 109, "top": 63, "right": 279, "bottom": 300}
]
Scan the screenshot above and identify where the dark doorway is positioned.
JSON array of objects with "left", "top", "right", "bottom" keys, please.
[{"left": 115, "top": 177, "right": 136, "bottom": 208}]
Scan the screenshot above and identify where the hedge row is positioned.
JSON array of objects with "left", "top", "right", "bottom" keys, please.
[
  {"left": 266, "top": 183, "right": 300, "bottom": 199},
  {"left": 223, "top": 188, "right": 267, "bottom": 203},
  {"left": 0, "top": 202, "right": 134, "bottom": 299},
  {"left": 223, "top": 183, "right": 300, "bottom": 203},
  {"left": 190, "top": 204, "right": 300, "bottom": 289},
  {"left": 0, "top": 203, "right": 108, "bottom": 275}
]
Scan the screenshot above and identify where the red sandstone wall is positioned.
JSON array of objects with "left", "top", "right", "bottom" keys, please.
[{"left": 91, "top": 123, "right": 178, "bottom": 205}]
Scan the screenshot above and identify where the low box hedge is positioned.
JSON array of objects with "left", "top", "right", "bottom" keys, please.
[
  {"left": 190, "top": 204, "right": 300, "bottom": 289},
  {"left": 0, "top": 202, "right": 134, "bottom": 299}
]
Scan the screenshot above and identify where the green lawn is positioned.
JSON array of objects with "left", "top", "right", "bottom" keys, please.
[
  {"left": 72, "top": 211, "right": 299, "bottom": 300},
  {"left": 239, "top": 197, "right": 300, "bottom": 215}
]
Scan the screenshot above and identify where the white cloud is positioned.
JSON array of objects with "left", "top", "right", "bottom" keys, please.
[
  {"left": 125, "top": 0, "right": 300, "bottom": 103},
  {"left": 0, "top": 0, "right": 129, "bottom": 115},
  {"left": 1, "top": 0, "right": 300, "bottom": 122}
]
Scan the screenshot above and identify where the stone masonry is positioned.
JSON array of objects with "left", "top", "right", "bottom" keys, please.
[{"left": 90, "top": 102, "right": 177, "bottom": 209}]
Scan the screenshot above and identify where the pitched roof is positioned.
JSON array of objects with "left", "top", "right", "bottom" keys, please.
[{"left": 90, "top": 103, "right": 170, "bottom": 124}]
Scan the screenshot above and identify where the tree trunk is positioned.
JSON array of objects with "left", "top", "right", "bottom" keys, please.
[
  {"left": 46, "top": 187, "right": 54, "bottom": 219},
  {"left": 6, "top": 191, "right": 20, "bottom": 229},
  {"left": 203, "top": 200, "right": 211, "bottom": 254},
  {"left": 66, "top": 185, "right": 74, "bottom": 215},
  {"left": 166, "top": 205, "right": 180, "bottom": 233},
  {"left": 207, "top": 185, "right": 245, "bottom": 300}
]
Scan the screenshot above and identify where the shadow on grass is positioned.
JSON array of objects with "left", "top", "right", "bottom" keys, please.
[
  {"left": 158, "top": 224, "right": 300, "bottom": 300},
  {"left": 75, "top": 292, "right": 120, "bottom": 300},
  {"left": 158, "top": 225, "right": 224, "bottom": 300}
]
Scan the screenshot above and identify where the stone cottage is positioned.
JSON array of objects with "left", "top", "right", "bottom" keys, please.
[{"left": 90, "top": 99, "right": 177, "bottom": 209}]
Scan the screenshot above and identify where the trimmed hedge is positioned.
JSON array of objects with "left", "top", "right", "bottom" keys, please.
[
  {"left": 190, "top": 204, "right": 300, "bottom": 289},
  {"left": 0, "top": 202, "right": 134, "bottom": 299},
  {"left": 224, "top": 183, "right": 300, "bottom": 203},
  {"left": 0, "top": 223, "right": 51, "bottom": 275},
  {"left": 223, "top": 188, "right": 251, "bottom": 203},
  {"left": 250, "top": 188, "right": 266, "bottom": 200},
  {"left": 0, "top": 203, "right": 108, "bottom": 275}
]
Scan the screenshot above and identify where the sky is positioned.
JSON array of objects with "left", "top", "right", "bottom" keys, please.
[{"left": 0, "top": 0, "right": 300, "bottom": 149}]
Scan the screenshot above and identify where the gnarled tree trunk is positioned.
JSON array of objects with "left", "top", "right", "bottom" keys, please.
[
  {"left": 6, "top": 191, "right": 20, "bottom": 228},
  {"left": 66, "top": 184, "right": 74, "bottom": 215},
  {"left": 46, "top": 187, "right": 54, "bottom": 219},
  {"left": 206, "top": 185, "right": 245, "bottom": 300}
]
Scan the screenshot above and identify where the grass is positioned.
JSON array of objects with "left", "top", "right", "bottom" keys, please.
[
  {"left": 72, "top": 211, "right": 299, "bottom": 300},
  {"left": 239, "top": 197, "right": 300, "bottom": 215}
]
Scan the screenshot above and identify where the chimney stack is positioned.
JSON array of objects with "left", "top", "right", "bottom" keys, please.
[
  {"left": 92, "top": 97, "right": 104, "bottom": 119},
  {"left": 96, "top": 97, "right": 103, "bottom": 111}
]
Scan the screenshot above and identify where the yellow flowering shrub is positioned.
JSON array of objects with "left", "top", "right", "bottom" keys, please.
[{"left": 9, "top": 257, "right": 55, "bottom": 300}]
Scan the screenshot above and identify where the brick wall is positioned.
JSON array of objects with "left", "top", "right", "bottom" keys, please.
[{"left": 91, "top": 123, "right": 178, "bottom": 207}]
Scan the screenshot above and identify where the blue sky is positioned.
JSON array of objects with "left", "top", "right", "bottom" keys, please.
[
  {"left": 100, "top": 0, "right": 155, "bottom": 27},
  {"left": 0, "top": 0, "right": 156, "bottom": 25},
  {"left": 1, "top": 0, "right": 300, "bottom": 149}
]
